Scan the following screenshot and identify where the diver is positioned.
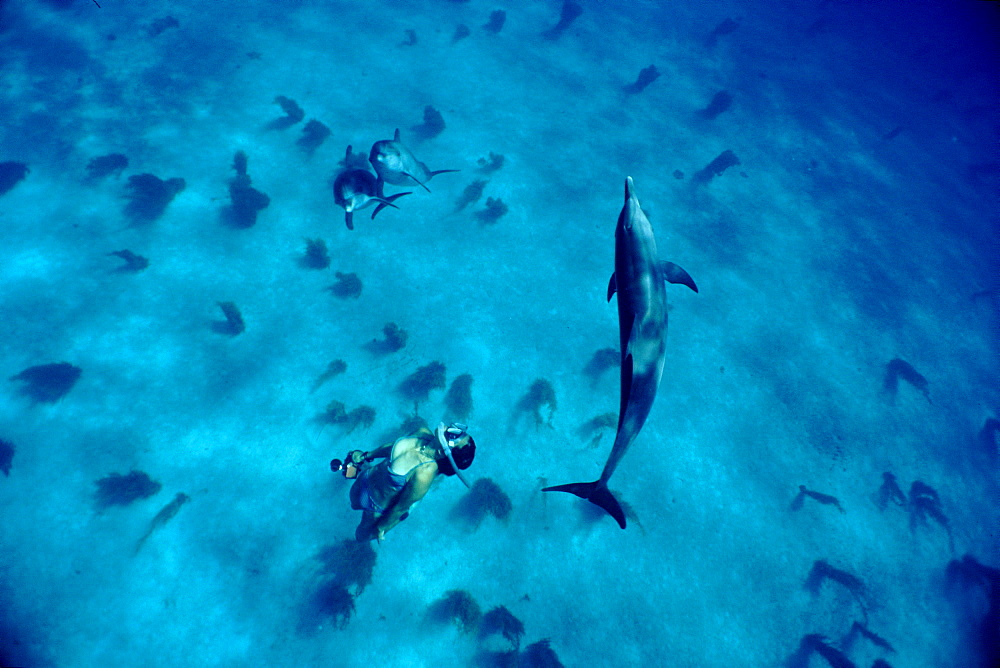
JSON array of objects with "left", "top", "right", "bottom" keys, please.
[{"left": 331, "top": 422, "right": 476, "bottom": 542}]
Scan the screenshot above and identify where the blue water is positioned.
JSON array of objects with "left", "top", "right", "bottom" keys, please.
[{"left": 1, "top": 1, "right": 997, "bottom": 666}]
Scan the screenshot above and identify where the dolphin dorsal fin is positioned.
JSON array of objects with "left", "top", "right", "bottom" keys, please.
[
  {"left": 607, "top": 273, "right": 617, "bottom": 301},
  {"left": 393, "top": 128, "right": 401, "bottom": 142},
  {"left": 659, "top": 261, "right": 698, "bottom": 293}
]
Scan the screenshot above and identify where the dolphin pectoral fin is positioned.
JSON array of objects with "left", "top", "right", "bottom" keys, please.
[
  {"left": 429, "top": 169, "right": 460, "bottom": 178},
  {"left": 371, "top": 192, "right": 412, "bottom": 219},
  {"left": 345, "top": 211, "right": 354, "bottom": 230},
  {"left": 542, "top": 480, "right": 627, "bottom": 529},
  {"left": 660, "top": 261, "right": 698, "bottom": 293},
  {"left": 607, "top": 273, "right": 617, "bottom": 301},
  {"left": 404, "top": 172, "right": 432, "bottom": 193},
  {"left": 375, "top": 177, "right": 385, "bottom": 199}
]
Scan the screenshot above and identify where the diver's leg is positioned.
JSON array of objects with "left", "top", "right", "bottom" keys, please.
[
  {"left": 349, "top": 477, "right": 363, "bottom": 510},
  {"left": 355, "top": 511, "right": 378, "bottom": 542},
  {"left": 349, "top": 468, "right": 373, "bottom": 511}
]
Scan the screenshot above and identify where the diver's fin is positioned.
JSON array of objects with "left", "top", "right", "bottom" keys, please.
[
  {"left": 372, "top": 191, "right": 412, "bottom": 218},
  {"left": 542, "top": 480, "right": 627, "bottom": 529},
  {"left": 607, "top": 273, "right": 617, "bottom": 301},
  {"left": 345, "top": 211, "right": 354, "bottom": 230},
  {"left": 660, "top": 261, "right": 698, "bottom": 293}
]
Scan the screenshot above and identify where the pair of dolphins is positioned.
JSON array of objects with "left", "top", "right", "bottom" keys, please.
[
  {"left": 332, "top": 129, "right": 457, "bottom": 230},
  {"left": 544, "top": 177, "right": 698, "bottom": 528}
]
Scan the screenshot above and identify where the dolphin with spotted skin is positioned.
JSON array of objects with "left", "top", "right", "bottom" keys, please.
[
  {"left": 368, "top": 129, "right": 458, "bottom": 196},
  {"left": 543, "top": 177, "right": 697, "bottom": 528},
  {"left": 332, "top": 169, "right": 411, "bottom": 230}
]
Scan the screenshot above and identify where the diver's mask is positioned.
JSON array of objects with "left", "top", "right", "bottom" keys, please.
[{"left": 435, "top": 422, "right": 473, "bottom": 489}]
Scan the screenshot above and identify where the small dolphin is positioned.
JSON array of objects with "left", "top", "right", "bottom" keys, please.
[
  {"left": 368, "top": 129, "right": 458, "bottom": 196},
  {"left": 332, "top": 169, "right": 411, "bottom": 230},
  {"left": 544, "top": 177, "right": 696, "bottom": 528}
]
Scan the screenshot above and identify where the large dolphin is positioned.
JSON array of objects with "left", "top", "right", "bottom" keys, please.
[
  {"left": 543, "top": 177, "right": 697, "bottom": 528},
  {"left": 368, "top": 129, "right": 458, "bottom": 196},
  {"left": 332, "top": 169, "right": 411, "bottom": 230}
]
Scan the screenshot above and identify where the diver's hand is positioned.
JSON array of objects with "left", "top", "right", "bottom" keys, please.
[
  {"left": 348, "top": 450, "right": 367, "bottom": 466},
  {"left": 376, "top": 527, "right": 386, "bottom": 544}
]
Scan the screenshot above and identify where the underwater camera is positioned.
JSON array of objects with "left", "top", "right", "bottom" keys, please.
[{"left": 330, "top": 450, "right": 369, "bottom": 478}]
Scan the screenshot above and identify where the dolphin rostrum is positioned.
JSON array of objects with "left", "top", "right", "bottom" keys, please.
[
  {"left": 543, "top": 177, "right": 697, "bottom": 528},
  {"left": 368, "top": 129, "right": 458, "bottom": 196},
  {"left": 332, "top": 169, "right": 411, "bottom": 230}
]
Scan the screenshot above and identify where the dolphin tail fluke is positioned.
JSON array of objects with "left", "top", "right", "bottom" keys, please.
[
  {"left": 372, "top": 191, "right": 412, "bottom": 218},
  {"left": 542, "top": 480, "right": 627, "bottom": 529}
]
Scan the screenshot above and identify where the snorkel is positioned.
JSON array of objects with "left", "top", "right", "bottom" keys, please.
[{"left": 435, "top": 422, "right": 473, "bottom": 489}]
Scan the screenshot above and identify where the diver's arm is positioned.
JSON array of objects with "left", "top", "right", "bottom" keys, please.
[
  {"left": 365, "top": 430, "right": 427, "bottom": 461},
  {"left": 376, "top": 465, "right": 436, "bottom": 536},
  {"left": 356, "top": 442, "right": 394, "bottom": 462}
]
